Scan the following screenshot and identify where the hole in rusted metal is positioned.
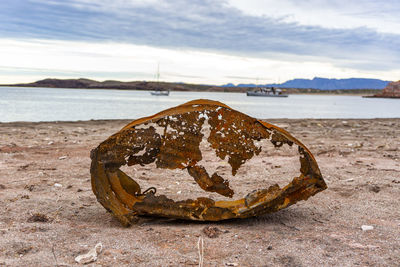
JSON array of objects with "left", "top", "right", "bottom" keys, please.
[{"left": 90, "top": 99, "right": 327, "bottom": 226}]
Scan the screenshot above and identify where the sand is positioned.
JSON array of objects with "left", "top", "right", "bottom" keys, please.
[{"left": 0, "top": 118, "right": 399, "bottom": 266}]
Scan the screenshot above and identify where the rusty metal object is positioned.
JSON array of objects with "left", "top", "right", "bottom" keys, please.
[{"left": 90, "top": 99, "right": 327, "bottom": 226}]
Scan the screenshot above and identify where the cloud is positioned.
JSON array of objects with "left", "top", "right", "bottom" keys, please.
[
  {"left": 0, "top": 0, "right": 400, "bottom": 74},
  {"left": 1, "top": 38, "right": 398, "bottom": 85},
  {"left": 228, "top": 0, "right": 400, "bottom": 34}
]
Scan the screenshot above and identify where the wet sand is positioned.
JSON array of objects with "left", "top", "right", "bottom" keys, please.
[{"left": 0, "top": 118, "right": 399, "bottom": 266}]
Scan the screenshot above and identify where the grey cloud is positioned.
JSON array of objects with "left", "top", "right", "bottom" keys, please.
[
  {"left": 0, "top": 66, "right": 151, "bottom": 79},
  {"left": 1, "top": 0, "right": 400, "bottom": 71}
]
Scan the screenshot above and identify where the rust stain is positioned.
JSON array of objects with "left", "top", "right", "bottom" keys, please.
[{"left": 90, "top": 99, "right": 327, "bottom": 226}]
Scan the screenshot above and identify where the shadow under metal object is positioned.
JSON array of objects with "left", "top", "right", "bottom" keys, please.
[{"left": 90, "top": 99, "right": 327, "bottom": 226}]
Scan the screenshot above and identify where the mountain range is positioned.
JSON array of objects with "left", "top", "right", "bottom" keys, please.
[
  {"left": 4, "top": 77, "right": 391, "bottom": 92},
  {"left": 223, "top": 77, "right": 391, "bottom": 90}
]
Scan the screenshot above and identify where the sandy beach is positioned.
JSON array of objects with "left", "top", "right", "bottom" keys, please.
[{"left": 0, "top": 118, "right": 399, "bottom": 266}]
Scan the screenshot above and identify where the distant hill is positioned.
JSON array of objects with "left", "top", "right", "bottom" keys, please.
[
  {"left": 5, "top": 78, "right": 234, "bottom": 92},
  {"left": 225, "top": 77, "right": 391, "bottom": 90},
  {"left": 3, "top": 78, "right": 384, "bottom": 95},
  {"left": 370, "top": 80, "right": 400, "bottom": 98}
]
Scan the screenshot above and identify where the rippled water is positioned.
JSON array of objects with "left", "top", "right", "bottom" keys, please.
[{"left": 1, "top": 86, "right": 399, "bottom": 122}]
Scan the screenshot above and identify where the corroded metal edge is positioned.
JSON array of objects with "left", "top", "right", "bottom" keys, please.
[{"left": 90, "top": 99, "right": 327, "bottom": 226}]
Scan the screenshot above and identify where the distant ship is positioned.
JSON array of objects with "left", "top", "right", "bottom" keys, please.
[
  {"left": 150, "top": 89, "right": 170, "bottom": 96},
  {"left": 150, "top": 63, "right": 170, "bottom": 96},
  {"left": 246, "top": 87, "right": 288, "bottom": 97}
]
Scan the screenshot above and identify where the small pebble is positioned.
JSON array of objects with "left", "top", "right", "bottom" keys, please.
[
  {"left": 361, "top": 225, "right": 374, "bottom": 231},
  {"left": 368, "top": 185, "right": 380, "bottom": 193},
  {"left": 27, "top": 213, "right": 49, "bottom": 223},
  {"left": 58, "top": 156, "right": 67, "bottom": 160},
  {"left": 54, "top": 183, "right": 63, "bottom": 188},
  {"left": 202, "top": 226, "right": 222, "bottom": 238}
]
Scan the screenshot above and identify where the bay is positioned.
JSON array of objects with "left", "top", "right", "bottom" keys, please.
[{"left": 0, "top": 86, "right": 399, "bottom": 122}]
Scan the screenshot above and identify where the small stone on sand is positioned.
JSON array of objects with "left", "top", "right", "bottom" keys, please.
[{"left": 361, "top": 225, "right": 374, "bottom": 231}]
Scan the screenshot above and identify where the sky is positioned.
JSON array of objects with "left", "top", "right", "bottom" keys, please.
[{"left": 0, "top": 0, "right": 399, "bottom": 85}]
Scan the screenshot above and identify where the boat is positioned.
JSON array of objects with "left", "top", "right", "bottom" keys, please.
[
  {"left": 150, "top": 63, "right": 170, "bottom": 96},
  {"left": 150, "top": 90, "right": 170, "bottom": 96},
  {"left": 246, "top": 87, "right": 288, "bottom": 97}
]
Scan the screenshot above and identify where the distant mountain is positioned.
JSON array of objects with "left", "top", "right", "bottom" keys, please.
[
  {"left": 224, "top": 77, "right": 391, "bottom": 90},
  {"left": 4, "top": 77, "right": 384, "bottom": 94},
  {"left": 5, "top": 78, "right": 235, "bottom": 92}
]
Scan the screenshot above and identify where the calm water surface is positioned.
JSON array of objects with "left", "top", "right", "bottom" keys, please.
[{"left": 1, "top": 87, "right": 399, "bottom": 122}]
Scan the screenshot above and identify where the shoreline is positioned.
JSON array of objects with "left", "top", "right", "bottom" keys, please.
[
  {"left": 363, "top": 95, "right": 400, "bottom": 99},
  {"left": 1, "top": 118, "right": 399, "bottom": 266},
  {"left": 1, "top": 117, "right": 400, "bottom": 125},
  {"left": 1, "top": 85, "right": 382, "bottom": 96}
]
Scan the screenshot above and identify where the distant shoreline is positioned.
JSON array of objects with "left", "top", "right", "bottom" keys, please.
[
  {"left": 1, "top": 85, "right": 380, "bottom": 96},
  {"left": 1, "top": 78, "right": 381, "bottom": 95},
  {"left": 2, "top": 117, "right": 399, "bottom": 126}
]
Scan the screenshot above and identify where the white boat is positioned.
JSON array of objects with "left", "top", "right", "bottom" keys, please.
[
  {"left": 246, "top": 87, "right": 288, "bottom": 97},
  {"left": 150, "top": 63, "right": 170, "bottom": 96},
  {"left": 150, "top": 90, "right": 170, "bottom": 96}
]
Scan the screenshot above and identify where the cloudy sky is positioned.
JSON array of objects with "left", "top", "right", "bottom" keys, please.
[{"left": 1, "top": 0, "right": 399, "bottom": 85}]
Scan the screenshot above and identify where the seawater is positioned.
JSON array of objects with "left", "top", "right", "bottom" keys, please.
[{"left": 0, "top": 86, "right": 399, "bottom": 122}]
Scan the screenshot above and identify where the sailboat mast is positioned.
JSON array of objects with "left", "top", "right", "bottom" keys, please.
[{"left": 156, "top": 63, "right": 160, "bottom": 83}]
